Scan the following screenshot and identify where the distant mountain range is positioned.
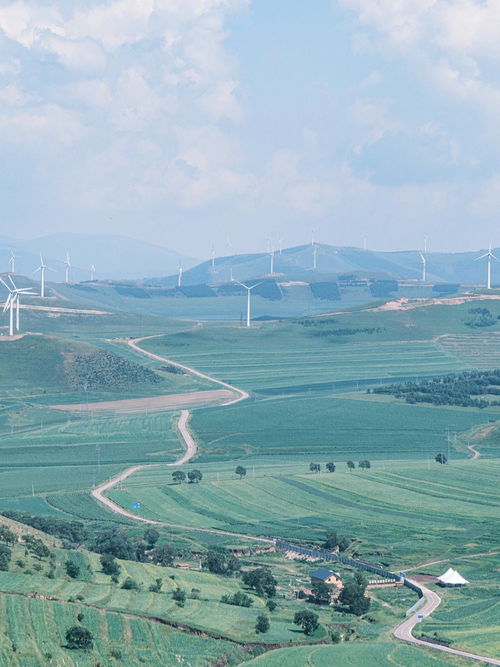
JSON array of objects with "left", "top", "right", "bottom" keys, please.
[
  {"left": 149, "top": 243, "right": 500, "bottom": 287},
  {"left": 0, "top": 233, "right": 198, "bottom": 281}
]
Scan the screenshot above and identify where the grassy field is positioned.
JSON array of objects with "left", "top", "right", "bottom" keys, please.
[
  {"left": 413, "top": 553, "right": 500, "bottom": 659},
  {"left": 189, "top": 394, "right": 497, "bottom": 461},
  {"left": 108, "top": 459, "right": 500, "bottom": 567}
]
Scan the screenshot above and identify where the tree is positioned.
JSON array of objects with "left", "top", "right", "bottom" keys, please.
[
  {"left": 242, "top": 568, "right": 277, "bottom": 597},
  {"left": 23, "top": 535, "right": 50, "bottom": 560},
  {"left": 338, "top": 536, "right": 350, "bottom": 552},
  {"left": 65, "top": 560, "right": 80, "bottom": 579},
  {"left": 121, "top": 577, "right": 140, "bottom": 590},
  {"left": 65, "top": 626, "right": 93, "bottom": 650},
  {"left": 294, "top": 610, "right": 319, "bottom": 635},
  {"left": 94, "top": 528, "right": 135, "bottom": 560},
  {"left": 309, "top": 462, "right": 320, "bottom": 473},
  {"left": 346, "top": 461, "right": 355, "bottom": 471},
  {"left": 149, "top": 578, "right": 163, "bottom": 593},
  {"left": 326, "top": 462, "right": 336, "bottom": 473},
  {"left": 143, "top": 528, "right": 159, "bottom": 547},
  {"left": 172, "top": 470, "right": 186, "bottom": 484},
  {"left": 435, "top": 453, "right": 448, "bottom": 465},
  {"left": 0, "top": 526, "right": 16, "bottom": 545},
  {"left": 338, "top": 572, "right": 370, "bottom": 616},
  {"left": 255, "top": 614, "right": 270, "bottom": 634},
  {"left": 100, "top": 553, "right": 121, "bottom": 577},
  {"left": 187, "top": 470, "right": 203, "bottom": 484},
  {"left": 358, "top": 460, "right": 371, "bottom": 470},
  {"left": 0, "top": 544, "right": 12, "bottom": 571},
  {"left": 322, "top": 531, "right": 338, "bottom": 550},
  {"left": 173, "top": 588, "right": 186, "bottom": 605},
  {"left": 235, "top": 465, "right": 247, "bottom": 480},
  {"left": 309, "top": 581, "right": 331, "bottom": 605},
  {"left": 221, "top": 591, "right": 253, "bottom": 607},
  {"left": 266, "top": 599, "right": 277, "bottom": 612},
  {"left": 203, "top": 548, "right": 240, "bottom": 576},
  {"left": 154, "top": 543, "right": 175, "bottom": 566}
]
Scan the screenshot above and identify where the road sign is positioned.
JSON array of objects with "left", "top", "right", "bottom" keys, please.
[{"left": 131, "top": 502, "right": 140, "bottom": 510}]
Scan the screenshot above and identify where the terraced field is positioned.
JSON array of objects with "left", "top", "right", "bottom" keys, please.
[
  {"left": 109, "top": 459, "right": 500, "bottom": 567},
  {"left": 438, "top": 333, "right": 500, "bottom": 369},
  {"left": 246, "top": 641, "right": 460, "bottom": 666}
]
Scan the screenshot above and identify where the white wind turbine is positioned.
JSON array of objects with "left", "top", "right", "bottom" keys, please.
[
  {"left": 269, "top": 246, "right": 275, "bottom": 275},
  {"left": 362, "top": 235, "right": 368, "bottom": 251},
  {"left": 475, "top": 242, "right": 498, "bottom": 290},
  {"left": 419, "top": 252, "right": 427, "bottom": 282},
  {"left": 34, "top": 254, "right": 55, "bottom": 298},
  {"left": 8, "top": 252, "right": 18, "bottom": 274},
  {"left": 210, "top": 245, "right": 217, "bottom": 273},
  {"left": 90, "top": 264, "right": 96, "bottom": 281},
  {"left": 278, "top": 238, "right": 284, "bottom": 255},
  {"left": 232, "top": 278, "right": 263, "bottom": 328},
  {"left": 312, "top": 244, "right": 318, "bottom": 270},
  {"left": 1, "top": 276, "right": 36, "bottom": 336},
  {"left": 177, "top": 259, "right": 183, "bottom": 287},
  {"left": 64, "top": 251, "right": 71, "bottom": 283}
]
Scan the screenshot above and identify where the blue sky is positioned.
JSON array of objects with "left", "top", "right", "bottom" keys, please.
[{"left": 0, "top": 0, "right": 499, "bottom": 256}]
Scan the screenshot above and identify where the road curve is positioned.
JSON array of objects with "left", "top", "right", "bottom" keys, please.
[
  {"left": 128, "top": 335, "right": 249, "bottom": 406},
  {"left": 394, "top": 580, "right": 500, "bottom": 665}
]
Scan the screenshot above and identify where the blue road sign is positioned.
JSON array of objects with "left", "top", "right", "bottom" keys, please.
[{"left": 131, "top": 502, "right": 140, "bottom": 510}]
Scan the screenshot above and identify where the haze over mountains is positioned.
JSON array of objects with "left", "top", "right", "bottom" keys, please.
[
  {"left": 0, "top": 234, "right": 498, "bottom": 287},
  {"left": 153, "top": 243, "right": 500, "bottom": 287},
  {"left": 0, "top": 233, "right": 198, "bottom": 281}
]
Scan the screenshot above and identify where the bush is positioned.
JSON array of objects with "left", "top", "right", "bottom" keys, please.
[
  {"left": 220, "top": 591, "right": 253, "bottom": 607},
  {"left": 121, "top": 577, "right": 140, "bottom": 591},
  {"left": 65, "top": 626, "right": 93, "bottom": 650},
  {"left": 266, "top": 599, "right": 277, "bottom": 612},
  {"left": 294, "top": 610, "right": 319, "bottom": 635},
  {"left": 173, "top": 588, "right": 186, "bottom": 605},
  {"left": 255, "top": 615, "right": 270, "bottom": 634},
  {"left": 100, "top": 553, "right": 121, "bottom": 577},
  {"left": 148, "top": 578, "right": 163, "bottom": 593},
  {"left": 65, "top": 560, "right": 80, "bottom": 579}
]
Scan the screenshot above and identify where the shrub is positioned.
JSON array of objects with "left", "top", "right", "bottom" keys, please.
[
  {"left": 65, "top": 626, "right": 93, "bottom": 650},
  {"left": 255, "top": 615, "right": 270, "bottom": 634}
]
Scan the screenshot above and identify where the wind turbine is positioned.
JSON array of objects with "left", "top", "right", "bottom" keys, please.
[
  {"left": 226, "top": 237, "right": 232, "bottom": 256},
  {"left": 419, "top": 252, "right": 427, "bottom": 282},
  {"left": 34, "top": 254, "right": 55, "bottom": 298},
  {"left": 64, "top": 251, "right": 71, "bottom": 283},
  {"left": 232, "top": 278, "right": 263, "bottom": 328},
  {"left": 475, "top": 242, "right": 498, "bottom": 290},
  {"left": 8, "top": 252, "right": 17, "bottom": 274},
  {"left": 424, "top": 235, "right": 428, "bottom": 254},
  {"left": 269, "top": 246, "right": 275, "bottom": 275},
  {"left": 177, "top": 259, "right": 183, "bottom": 287},
  {"left": 311, "top": 229, "right": 315, "bottom": 247},
  {"left": 1, "top": 276, "right": 36, "bottom": 336},
  {"left": 210, "top": 245, "right": 217, "bottom": 273},
  {"left": 362, "top": 235, "right": 368, "bottom": 251},
  {"left": 278, "top": 238, "right": 284, "bottom": 256},
  {"left": 90, "top": 264, "right": 96, "bottom": 281},
  {"left": 312, "top": 244, "right": 318, "bottom": 270}
]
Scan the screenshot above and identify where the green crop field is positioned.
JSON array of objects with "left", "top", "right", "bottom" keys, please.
[
  {"left": 246, "top": 641, "right": 462, "bottom": 666},
  {"left": 108, "top": 459, "right": 500, "bottom": 567}
]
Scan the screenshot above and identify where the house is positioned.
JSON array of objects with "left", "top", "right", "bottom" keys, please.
[{"left": 310, "top": 568, "right": 342, "bottom": 587}]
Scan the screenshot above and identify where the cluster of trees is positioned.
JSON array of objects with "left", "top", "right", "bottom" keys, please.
[
  {"left": 93, "top": 527, "right": 174, "bottom": 567},
  {"left": 66, "top": 350, "right": 162, "bottom": 390},
  {"left": 338, "top": 571, "right": 370, "bottom": 616},
  {"left": 465, "top": 307, "right": 499, "bottom": 329},
  {"left": 322, "top": 531, "right": 350, "bottom": 553},
  {"left": 294, "top": 610, "right": 319, "bottom": 635},
  {"left": 312, "top": 327, "right": 382, "bottom": 338},
  {"left": 309, "top": 462, "right": 336, "bottom": 473},
  {"left": 435, "top": 453, "right": 448, "bottom": 465},
  {"left": 242, "top": 568, "right": 277, "bottom": 597},
  {"left": 1, "top": 512, "right": 87, "bottom": 545},
  {"left": 203, "top": 548, "right": 240, "bottom": 576},
  {"left": 221, "top": 591, "right": 253, "bottom": 607},
  {"left": 310, "top": 461, "right": 371, "bottom": 473},
  {"left": 347, "top": 460, "right": 371, "bottom": 471},
  {"left": 172, "top": 469, "right": 203, "bottom": 484},
  {"left": 373, "top": 369, "right": 500, "bottom": 409}
]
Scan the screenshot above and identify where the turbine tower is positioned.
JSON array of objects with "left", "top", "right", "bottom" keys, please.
[
  {"left": 8, "top": 252, "right": 17, "bottom": 274},
  {"left": 233, "top": 279, "right": 262, "bottom": 328},
  {"left": 1, "top": 276, "right": 36, "bottom": 336},
  {"left": 210, "top": 245, "right": 216, "bottom": 273},
  {"left": 313, "top": 244, "right": 318, "bottom": 270},
  {"left": 34, "top": 254, "right": 53, "bottom": 298},
  {"left": 269, "top": 246, "right": 275, "bottom": 275},
  {"left": 475, "top": 242, "right": 498, "bottom": 290},
  {"left": 424, "top": 235, "right": 428, "bottom": 254},
  {"left": 278, "top": 238, "right": 283, "bottom": 256},
  {"left": 90, "top": 264, "right": 96, "bottom": 281},
  {"left": 362, "top": 235, "right": 368, "bottom": 251},
  {"left": 420, "top": 252, "right": 427, "bottom": 282},
  {"left": 177, "top": 259, "right": 183, "bottom": 287},
  {"left": 64, "top": 251, "right": 71, "bottom": 283}
]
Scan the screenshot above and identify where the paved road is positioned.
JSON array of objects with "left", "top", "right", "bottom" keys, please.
[{"left": 394, "top": 579, "right": 500, "bottom": 665}]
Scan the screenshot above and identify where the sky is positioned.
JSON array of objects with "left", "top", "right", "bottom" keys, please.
[{"left": 0, "top": 0, "right": 499, "bottom": 257}]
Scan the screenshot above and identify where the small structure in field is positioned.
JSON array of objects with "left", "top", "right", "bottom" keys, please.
[
  {"left": 437, "top": 568, "right": 469, "bottom": 587},
  {"left": 310, "top": 568, "right": 342, "bottom": 587}
]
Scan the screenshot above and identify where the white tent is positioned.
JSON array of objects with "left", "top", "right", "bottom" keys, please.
[{"left": 438, "top": 568, "right": 469, "bottom": 586}]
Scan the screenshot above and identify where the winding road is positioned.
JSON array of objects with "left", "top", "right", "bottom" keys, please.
[
  {"left": 394, "top": 580, "right": 500, "bottom": 665},
  {"left": 91, "top": 335, "right": 499, "bottom": 665}
]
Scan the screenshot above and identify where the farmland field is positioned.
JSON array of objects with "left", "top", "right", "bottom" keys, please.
[{"left": 109, "top": 459, "right": 500, "bottom": 567}]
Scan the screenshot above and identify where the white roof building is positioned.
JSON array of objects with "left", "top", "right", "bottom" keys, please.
[{"left": 437, "top": 568, "right": 469, "bottom": 586}]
